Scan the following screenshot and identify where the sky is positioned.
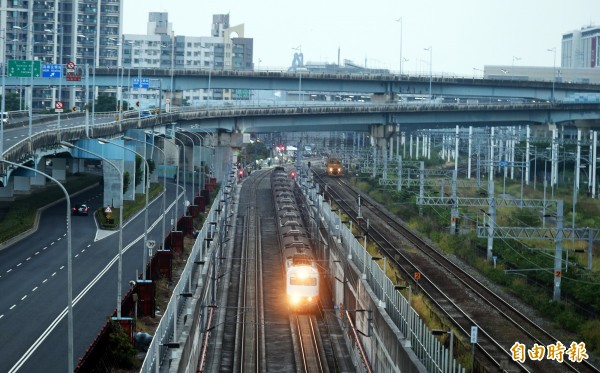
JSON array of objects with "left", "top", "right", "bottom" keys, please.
[{"left": 123, "top": 0, "right": 599, "bottom": 77}]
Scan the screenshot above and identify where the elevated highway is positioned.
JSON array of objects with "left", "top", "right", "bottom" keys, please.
[
  {"left": 2, "top": 101, "right": 599, "bottom": 172},
  {"left": 6, "top": 67, "right": 600, "bottom": 102}
]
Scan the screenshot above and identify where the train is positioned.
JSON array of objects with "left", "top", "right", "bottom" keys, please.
[
  {"left": 326, "top": 157, "right": 343, "bottom": 176},
  {"left": 271, "top": 167, "right": 319, "bottom": 312}
]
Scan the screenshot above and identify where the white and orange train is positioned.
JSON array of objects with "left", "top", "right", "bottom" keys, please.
[{"left": 271, "top": 167, "right": 319, "bottom": 313}]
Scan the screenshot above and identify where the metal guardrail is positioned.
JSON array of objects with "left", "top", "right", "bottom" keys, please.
[
  {"left": 301, "top": 177, "right": 465, "bottom": 373},
  {"left": 140, "top": 166, "right": 235, "bottom": 372}
]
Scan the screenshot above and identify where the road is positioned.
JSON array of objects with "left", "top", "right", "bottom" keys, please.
[{"left": 0, "top": 178, "right": 193, "bottom": 372}]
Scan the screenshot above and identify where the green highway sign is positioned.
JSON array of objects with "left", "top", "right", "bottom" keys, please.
[{"left": 8, "top": 60, "right": 42, "bottom": 78}]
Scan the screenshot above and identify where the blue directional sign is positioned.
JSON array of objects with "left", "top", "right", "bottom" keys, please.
[
  {"left": 499, "top": 160, "right": 509, "bottom": 168},
  {"left": 42, "top": 64, "right": 63, "bottom": 78},
  {"left": 133, "top": 78, "right": 150, "bottom": 89}
]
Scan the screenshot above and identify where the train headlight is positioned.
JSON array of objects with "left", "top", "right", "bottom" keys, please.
[
  {"left": 297, "top": 269, "right": 309, "bottom": 279},
  {"left": 290, "top": 295, "right": 300, "bottom": 304},
  {"left": 328, "top": 167, "right": 333, "bottom": 172},
  {"left": 307, "top": 297, "right": 313, "bottom": 303}
]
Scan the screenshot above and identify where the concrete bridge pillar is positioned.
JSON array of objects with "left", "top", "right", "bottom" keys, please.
[
  {"left": 70, "top": 159, "right": 85, "bottom": 174},
  {"left": 30, "top": 159, "right": 47, "bottom": 187},
  {"left": 0, "top": 179, "right": 14, "bottom": 200},
  {"left": 13, "top": 175, "right": 31, "bottom": 193},
  {"left": 51, "top": 158, "right": 67, "bottom": 182},
  {"left": 103, "top": 159, "right": 125, "bottom": 208},
  {"left": 212, "top": 130, "right": 240, "bottom": 184}
]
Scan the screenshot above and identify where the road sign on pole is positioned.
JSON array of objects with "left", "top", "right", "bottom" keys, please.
[
  {"left": 8, "top": 60, "right": 42, "bottom": 78},
  {"left": 42, "top": 64, "right": 63, "bottom": 78},
  {"left": 133, "top": 78, "right": 150, "bottom": 89},
  {"left": 55, "top": 101, "right": 64, "bottom": 112}
]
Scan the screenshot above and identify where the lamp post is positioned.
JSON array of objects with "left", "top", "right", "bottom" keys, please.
[
  {"left": 512, "top": 56, "right": 521, "bottom": 67},
  {"left": 99, "top": 138, "right": 151, "bottom": 280},
  {"left": 424, "top": 46, "right": 432, "bottom": 99},
  {"left": 176, "top": 129, "right": 199, "bottom": 198},
  {"left": 124, "top": 135, "right": 168, "bottom": 252},
  {"left": 198, "top": 129, "right": 216, "bottom": 179},
  {"left": 432, "top": 329, "right": 454, "bottom": 372},
  {"left": 1, "top": 159, "right": 74, "bottom": 372},
  {"left": 547, "top": 47, "right": 556, "bottom": 101},
  {"left": 179, "top": 129, "right": 205, "bottom": 196},
  {"left": 45, "top": 27, "right": 63, "bottom": 129},
  {"left": 396, "top": 17, "right": 403, "bottom": 75},
  {"left": 60, "top": 141, "right": 124, "bottom": 318},
  {"left": 1, "top": 27, "right": 6, "bottom": 157},
  {"left": 13, "top": 25, "right": 33, "bottom": 139},
  {"left": 162, "top": 135, "right": 186, "bottom": 220}
]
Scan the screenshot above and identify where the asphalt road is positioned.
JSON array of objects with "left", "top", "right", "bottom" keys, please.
[{"left": 0, "top": 178, "right": 191, "bottom": 372}]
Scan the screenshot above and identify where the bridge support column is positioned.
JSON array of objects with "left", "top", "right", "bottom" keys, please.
[
  {"left": 51, "top": 158, "right": 67, "bottom": 182},
  {"left": 0, "top": 179, "right": 14, "bottom": 200},
  {"left": 13, "top": 175, "right": 32, "bottom": 193},
  {"left": 103, "top": 159, "right": 125, "bottom": 208},
  {"left": 30, "top": 159, "right": 47, "bottom": 187},
  {"left": 213, "top": 131, "right": 239, "bottom": 184},
  {"left": 70, "top": 159, "right": 84, "bottom": 174}
]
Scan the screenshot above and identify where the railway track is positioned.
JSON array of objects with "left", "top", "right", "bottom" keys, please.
[
  {"left": 295, "top": 314, "right": 327, "bottom": 373},
  {"left": 315, "top": 171, "right": 599, "bottom": 373}
]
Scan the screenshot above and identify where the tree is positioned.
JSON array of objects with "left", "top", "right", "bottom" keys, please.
[
  {"left": 1, "top": 92, "right": 22, "bottom": 112},
  {"left": 123, "top": 171, "right": 131, "bottom": 195},
  {"left": 95, "top": 93, "right": 129, "bottom": 112},
  {"left": 135, "top": 155, "right": 143, "bottom": 187}
]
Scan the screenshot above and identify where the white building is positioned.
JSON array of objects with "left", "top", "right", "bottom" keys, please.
[
  {"left": 123, "top": 13, "right": 253, "bottom": 109},
  {"left": 562, "top": 25, "right": 600, "bottom": 69}
]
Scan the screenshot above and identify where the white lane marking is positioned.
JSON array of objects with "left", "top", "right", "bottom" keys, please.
[
  {"left": 35, "top": 252, "right": 40, "bottom": 255},
  {"left": 59, "top": 266, "right": 64, "bottom": 270},
  {"left": 74, "top": 254, "right": 79, "bottom": 258},
  {"left": 21, "top": 295, "right": 27, "bottom": 301},
  {"left": 50, "top": 242, "right": 54, "bottom": 246},
  {"left": 26, "top": 257, "right": 31, "bottom": 261},
  {"left": 42, "top": 247, "right": 47, "bottom": 250},
  {"left": 32, "top": 287, "right": 38, "bottom": 292},
  {"left": 51, "top": 272, "right": 56, "bottom": 277},
  {"left": 57, "top": 237, "right": 61, "bottom": 241},
  {"left": 42, "top": 279, "right": 47, "bottom": 283},
  {"left": 6, "top": 269, "right": 12, "bottom": 273},
  {"left": 9, "top": 305, "right": 15, "bottom": 310},
  {"left": 16, "top": 263, "right": 22, "bottom": 267},
  {"left": 9, "top": 225, "right": 145, "bottom": 372}
]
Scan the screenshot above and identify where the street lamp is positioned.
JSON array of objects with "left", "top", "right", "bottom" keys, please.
[
  {"left": 176, "top": 130, "right": 197, "bottom": 207},
  {"left": 432, "top": 328, "right": 454, "bottom": 372},
  {"left": 1, "top": 27, "right": 6, "bottom": 157},
  {"left": 396, "top": 17, "right": 403, "bottom": 75},
  {"left": 45, "top": 27, "right": 63, "bottom": 129},
  {"left": 161, "top": 135, "right": 186, "bottom": 220},
  {"left": 13, "top": 25, "right": 33, "bottom": 139},
  {"left": 512, "top": 56, "right": 521, "bottom": 67},
  {"left": 60, "top": 141, "right": 125, "bottom": 319},
  {"left": 124, "top": 135, "right": 168, "bottom": 252},
  {"left": 179, "top": 129, "right": 205, "bottom": 196},
  {"left": 1, "top": 159, "right": 74, "bottom": 372},
  {"left": 99, "top": 137, "right": 151, "bottom": 280},
  {"left": 547, "top": 47, "right": 556, "bottom": 101},
  {"left": 423, "top": 46, "right": 432, "bottom": 99}
]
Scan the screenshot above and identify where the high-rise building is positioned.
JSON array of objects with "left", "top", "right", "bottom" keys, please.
[
  {"left": 122, "top": 12, "right": 253, "bottom": 108},
  {"left": 2, "top": 0, "right": 122, "bottom": 110},
  {"left": 562, "top": 25, "right": 600, "bottom": 69}
]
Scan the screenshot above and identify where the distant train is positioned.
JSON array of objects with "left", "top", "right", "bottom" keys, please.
[
  {"left": 271, "top": 167, "right": 319, "bottom": 312},
  {"left": 326, "top": 157, "right": 343, "bottom": 176}
]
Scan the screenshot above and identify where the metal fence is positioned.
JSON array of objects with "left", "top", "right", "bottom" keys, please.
[
  {"left": 301, "top": 174, "right": 465, "bottom": 373},
  {"left": 140, "top": 166, "right": 235, "bottom": 372}
]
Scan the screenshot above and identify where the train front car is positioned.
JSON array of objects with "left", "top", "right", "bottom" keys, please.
[
  {"left": 284, "top": 244, "right": 319, "bottom": 313},
  {"left": 326, "top": 157, "right": 343, "bottom": 176}
]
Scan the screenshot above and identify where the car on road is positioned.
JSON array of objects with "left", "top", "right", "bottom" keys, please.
[{"left": 72, "top": 204, "right": 90, "bottom": 216}]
